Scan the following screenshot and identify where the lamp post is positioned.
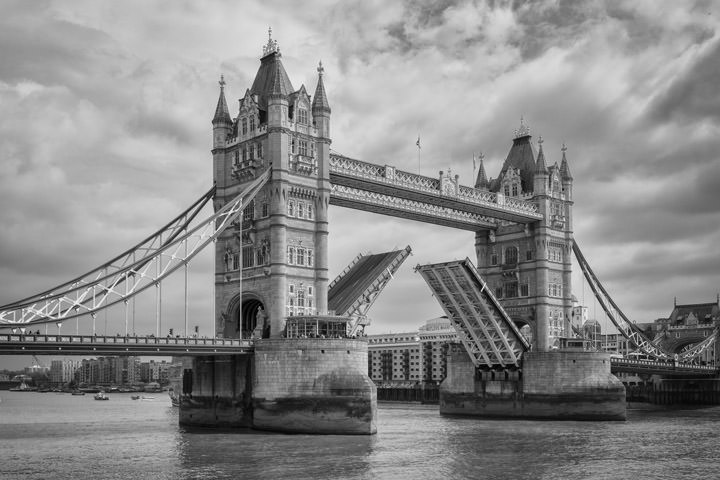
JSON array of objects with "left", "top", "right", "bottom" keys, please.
[{"left": 56, "top": 322, "right": 62, "bottom": 337}]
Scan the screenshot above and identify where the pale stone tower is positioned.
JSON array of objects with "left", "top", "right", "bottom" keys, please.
[
  {"left": 474, "top": 120, "right": 574, "bottom": 351},
  {"left": 211, "top": 31, "right": 331, "bottom": 338}
]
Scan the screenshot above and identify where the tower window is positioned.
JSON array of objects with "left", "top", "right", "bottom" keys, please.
[
  {"left": 504, "top": 186, "right": 510, "bottom": 196},
  {"left": 297, "top": 248, "right": 305, "bottom": 266},
  {"left": 249, "top": 116, "right": 255, "bottom": 132},
  {"left": 262, "top": 203, "right": 269, "bottom": 217},
  {"left": 288, "top": 246, "right": 295, "bottom": 265},
  {"left": 242, "top": 118, "right": 248, "bottom": 135},
  {"left": 298, "top": 202, "right": 305, "bottom": 219},
  {"left": 257, "top": 142, "right": 263, "bottom": 159},
  {"left": 299, "top": 140, "right": 308, "bottom": 156},
  {"left": 504, "top": 246, "right": 518, "bottom": 265},
  {"left": 307, "top": 204, "right": 313, "bottom": 219},
  {"left": 512, "top": 184, "right": 518, "bottom": 196},
  {"left": 298, "top": 109, "right": 308, "bottom": 125},
  {"left": 306, "top": 249, "right": 313, "bottom": 267},
  {"left": 242, "top": 246, "right": 254, "bottom": 269},
  {"left": 288, "top": 201, "right": 295, "bottom": 217}
]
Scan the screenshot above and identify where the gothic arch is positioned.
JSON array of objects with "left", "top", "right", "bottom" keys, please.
[{"left": 222, "top": 292, "right": 267, "bottom": 339}]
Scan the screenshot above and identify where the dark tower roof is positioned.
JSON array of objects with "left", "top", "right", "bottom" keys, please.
[
  {"left": 491, "top": 134, "right": 537, "bottom": 193},
  {"left": 212, "top": 75, "right": 232, "bottom": 125},
  {"left": 474, "top": 153, "right": 490, "bottom": 189},
  {"left": 250, "top": 31, "right": 294, "bottom": 110},
  {"left": 535, "top": 137, "right": 548, "bottom": 174},
  {"left": 312, "top": 61, "right": 331, "bottom": 114},
  {"left": 560, "top": 143, "right": 573, "bottom": 180}
]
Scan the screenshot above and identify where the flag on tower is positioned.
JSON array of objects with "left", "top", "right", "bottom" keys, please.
[{"left": 416, "top": 136, "right": 421, "bottom": 149}]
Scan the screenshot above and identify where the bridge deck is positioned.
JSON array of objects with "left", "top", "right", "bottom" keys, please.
[
  {"left": 328, "top": 249, "right": 409, "bottom": 315},
  {"left": 0, "top": 334, "right": 252, "bottom": 356},
  {"left": 416, "top": 258, "right": 530, "bottom": 368}
]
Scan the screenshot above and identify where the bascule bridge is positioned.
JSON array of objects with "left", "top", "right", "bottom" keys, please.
[{"left": 4, "top": 32, "right": 719, "bottom": 434}]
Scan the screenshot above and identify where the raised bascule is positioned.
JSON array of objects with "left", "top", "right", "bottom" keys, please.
[{"left": 2, "top": 31, "right": 719, "bottom": 432}]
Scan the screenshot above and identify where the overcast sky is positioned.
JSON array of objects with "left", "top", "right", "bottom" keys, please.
[{"left": 1, "top": 0, "right": 720, "bottom": 368}]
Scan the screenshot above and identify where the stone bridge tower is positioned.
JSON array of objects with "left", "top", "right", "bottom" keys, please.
[
  {"left": 211, "top": 32, "right": 331, "bottom": 339},
  {"left": 473, "top": 120, "right": 574, "bottom": 352}
]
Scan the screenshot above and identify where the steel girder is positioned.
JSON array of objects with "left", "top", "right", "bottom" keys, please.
[
  {"left": 415, "top": 258, "right": 530, "bottom": 368},
  {"left": 0, "top": 170, "right": 271, "bottom": 326}
]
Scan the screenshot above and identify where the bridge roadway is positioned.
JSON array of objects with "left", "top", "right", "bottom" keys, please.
[
  {"left": 0, "top": 333, "right": 252, "bottom": 356},
  {"left": 610, "top": 357, "right": 718, "bottom": 377}
]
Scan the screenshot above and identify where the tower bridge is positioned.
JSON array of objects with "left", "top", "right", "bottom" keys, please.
[{"left": 2, "top": 31, "right": 719, "bottom": 433}]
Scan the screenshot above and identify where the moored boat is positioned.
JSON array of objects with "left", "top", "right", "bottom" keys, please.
[{"left": 94, "top": 392, "right": 109, "bottom": 401}]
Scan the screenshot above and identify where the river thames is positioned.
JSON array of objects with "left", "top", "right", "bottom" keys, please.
[{"left": 1, "top": 392, "right": 718, "bottom": 479}]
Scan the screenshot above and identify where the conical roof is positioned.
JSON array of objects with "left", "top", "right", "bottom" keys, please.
[
  {"left": 535, "top": 139, "right": 548, "bottom": 174},
  {"left": 212, "top": 75, "right": 232, "bottom": 125},
  {"left": 560, "top": 144, "right": 573, "bottom": 180},
  {"left": 491, "top": 134, "right": 537, "bottom": 193},
  {"left": 312, "top": 61, "right": 331, "bottom": 114},
  {"left": 250, "top": 51, "right": 294, "bottom": 110},
  {"left": 474, "top": 154, "right": 489, "bottom": 189}
]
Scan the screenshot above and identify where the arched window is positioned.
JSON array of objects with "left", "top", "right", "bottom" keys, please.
[
  {"left": 249, "top": 116, "right": 255, "bottom": 132},
  {"left": 307, "top": 204, "right": 313, "bottom": 219},
  {"left": 242, "top": 118, "right": 248, "bottom": 135},
  {"left": 504, "top": 246, "right": 518, "bottom": 265},
  {"left": 298, "top": 202, "right": 305, "bottom": 219},
  {"left": 288, "top": 201, "right": 295, "bottom": 217}
]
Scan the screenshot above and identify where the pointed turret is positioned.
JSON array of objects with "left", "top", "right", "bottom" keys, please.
[
  {"left": 312, "top": 61, "right": 331, "bottom": 115},
  {"left": 212, "top": 75, "right": 232, "bottom": 126},
  {"left": 212, "top": 75, "right": 232, "bottom": 150},
  {"left": 560, "top": 143, "right": 573, "bottom": 181},
  {"left": 535, "top": 136, "right": 547, "bottom": 174},
  {"left": 533, "top": 136, "right": 549, "bottom": 195},
  {"left": 474, "top": 153, "right": 490, "bottom": 190},
  {"left": 312, "top": 61, "right": 331, "bottom": 139}
]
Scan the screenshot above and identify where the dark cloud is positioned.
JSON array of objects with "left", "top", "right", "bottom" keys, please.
[{"left": 648, "top": 37, "right": 720, "bottom": 123}]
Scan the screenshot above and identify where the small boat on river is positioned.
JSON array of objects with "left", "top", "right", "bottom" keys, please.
[{"left": 94, "top": 392, "right": 109, "bottom": 401}]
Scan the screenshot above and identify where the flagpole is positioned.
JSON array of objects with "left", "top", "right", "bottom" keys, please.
[
  {"left": 472, "top": 153, "right": 476, "bottom": 185},
  {"left": 416, "top": 135, "right": 421, "bottom": 174}
]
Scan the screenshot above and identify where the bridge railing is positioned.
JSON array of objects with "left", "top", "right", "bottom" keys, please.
[
  {"left": 610, "top": 357, "right": 717, "bottom": 372},
  {"left": 0, "top": 333, "right": 252, "bottom": 348}
]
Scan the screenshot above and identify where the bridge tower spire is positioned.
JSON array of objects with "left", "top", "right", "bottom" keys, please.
[
  {"left": 474, "top": 123, "right": 574, "bottom": 352},
  {"left": 211, "top": 32, "right": 334, "bottom": 339}
]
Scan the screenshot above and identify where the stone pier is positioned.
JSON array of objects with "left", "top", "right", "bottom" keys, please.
[
  {"left": 440, "top": 344, "right": 626, "bottom": 420},
  {"left": 179, "top": 338, "right": 377, "bottom": 434},
  {"left": 252, "top": 338, "right": 377, "bottom": 434}
]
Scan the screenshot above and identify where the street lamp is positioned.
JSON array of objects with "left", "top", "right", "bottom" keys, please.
[{"left": 56, "top": 322, "right": 62, "bottom": 337}]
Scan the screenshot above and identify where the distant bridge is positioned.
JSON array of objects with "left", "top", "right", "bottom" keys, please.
[{"left": 0, "top": 333, "right": 252, "bottom": 356}]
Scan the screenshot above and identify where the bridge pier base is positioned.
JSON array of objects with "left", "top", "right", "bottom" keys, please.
[
  {"left": 179, "top": 354, "right": 253, "bottom": 428},
  {"left": 252, "top": 338, "right": 377, "bottom": 434},
  {"left": 440, "top": 345, "right": 626, "bottom": 420}
]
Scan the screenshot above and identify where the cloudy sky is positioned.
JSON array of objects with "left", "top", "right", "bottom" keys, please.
[{"left": 1, "top": 0, "right": 720, "bottom": 368}]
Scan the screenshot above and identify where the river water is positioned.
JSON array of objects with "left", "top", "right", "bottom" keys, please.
[{"left": 0, "top": 392, "right": 718, "bottom": 479}]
